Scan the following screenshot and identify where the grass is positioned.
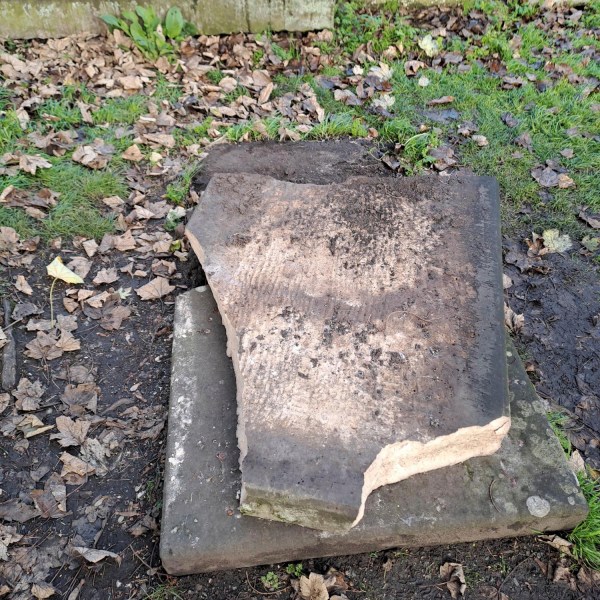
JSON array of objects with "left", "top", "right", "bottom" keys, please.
[
  {"left": 164, "top": 163, "right": 200, "bottom": 205},
  {"left": 145, "top": 582, "right": 183, "bottom": 600},
  {"left": 548, "top": 410, "right": 600, "bottom": 569},
  {"left": 569, "top": 475, "right": 600, "bottom": 569},
  {"left": 0, "top": 0, "right": 598, "bottom": 252}
]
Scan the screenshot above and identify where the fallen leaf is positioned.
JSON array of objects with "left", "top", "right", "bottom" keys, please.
[
  {"left": 300, "top": 573, "right": 328, "bottom": 600},
  {"left": 472, "top": 135, "right": 488, "bottom": 147},
  {"left": 578, "top": 210, "right": 600, "bottom": 229},
  {"left": 50, "top": 416, "right": 90, "bottom": 447},
  {"left": 12, "top": 378, "right": 46, "bottom": 411},
  {"left": 581, "top": 236, "right": 599, "bottom": 252},
  {"left": 418, "top": 34, "right": 439, "bottom": 57},
  {"left": 31, "top": 583, "right": 56, "bottom": 599},
  {"left": 542, "top": 229, "right": 572, "bottom": 253},
  {"left": 568, "top": 449, "right": 586, "bottom": 474},
  {"left": 427, "top": 96, "right": 454, "bottom": 106},
  {"left": 17, "top": 414, "right": 54, "bottom": 438},
  {"left": 504, "top": 303, "right": 525, "bottom": 333},
  {"left": 136, "top": 277, "right": 175, "bottom": 300},
  {"left": 71, "top": 546, "right": 121, "bottom": 565},
  {"left": 0, "top": 499, "right": 40, "bottom": 523},
  {"left": 55, "top": 331, "right": 81, "bottom": 353},
  {"left": 19, "top": 154, "right": 52, "bottom": 175},
  {"left": 440, "top": 562, "right": 466, "bottom": 599},
  {"left": 25, "top": 332, "right": 64, "bottom": 361},
  {"left": 66, "top": 257, "right": 92, "bottom": 279},
  {"left": 15, "top": 275, "right": 33, "bottom": 295},
  {"left": 531, "top": 166, "right": 560, "bottom": 188},
  {"left": 30, "top": 472, "right": 67, "bottom": 518},
  {"left": 404, "top": 60, "right": 426, "bottom": 76},
  {"left": 61, "top": 383, "right": 98, "bottom": 415},
  {"left": 122, "top": 144, "right": 144, "bottom": 162},
  {"left": 0, "top": 524, "right": 22, "bottom": 560},
  {"left": 60, "top": 452, "right": 95, "bottom": 485},
  {"left": 47, "top": 257, "right": 84, "bottom": 284},
  {"left": 92, "top": 267, "right": 119, "bottom": 286},
  {"left": 557, "top": 174, "right": 575, "bottom": 189},
  {"left": 82, "top": 239, "right": 99, "bottom": 257}
]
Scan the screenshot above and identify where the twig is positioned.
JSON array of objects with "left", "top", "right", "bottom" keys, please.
[
  {"left": 1, "top": 298, "right": 16, "bottom": 390},
  {"left": 498, "top": 557, "right": 533, "bottom": 595},
  {"left": 489, "top": 478, "right": 501, "bottom": 513}
]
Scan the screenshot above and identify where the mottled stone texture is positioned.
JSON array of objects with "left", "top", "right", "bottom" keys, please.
[
  {"left": 186, "top": 173, "right": 510, "bottom": 532},
  {"left": 160, "top": 287, "right": 586, "bottom": 575},
  {"left": 0, "top": 0, "right": 334, "bottom": 39}
]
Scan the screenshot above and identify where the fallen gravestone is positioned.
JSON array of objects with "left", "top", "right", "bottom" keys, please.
[
  {"left": 160, "top": 141, "right": 587, "bottom": 574},
  {"left": 160, "top": 285, "right": 587, "bottom": 574},
  {"left": 186, "top": 172, "right": 510, "bottom": 532}
]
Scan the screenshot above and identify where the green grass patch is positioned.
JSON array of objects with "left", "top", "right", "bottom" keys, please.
[
  {"left": 0, "top": 206, "right": 38, "bottom": 239},
  {"left": 569, "top": 474, "right": 600, "bottom": 569},
  {"left": 92, "top": 95, "right": 149, "bottom": 125},
  {"left": 164, "top": 163, "right": 200, "bottom": 205},
  {"left": 548, "top": 410, "right": 600, "bottom": 569},
  {"left": 36, "top": 163, "right": 124, "bottom": 239}
]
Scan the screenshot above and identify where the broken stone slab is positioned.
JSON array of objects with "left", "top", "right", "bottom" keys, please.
[
  {"left": 186, "top": 173, "right": 510, "bottom": 532},
  {"left": 160, "top": 286, "right": 587, "bottom": 575}
]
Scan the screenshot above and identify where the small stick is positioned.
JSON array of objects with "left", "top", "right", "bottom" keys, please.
[{"left": 1, "top": 298, "right": 16, "bottom": 390}]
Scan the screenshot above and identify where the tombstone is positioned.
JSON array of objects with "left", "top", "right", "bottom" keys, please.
[
  {"left": 185, "top": 172, "right": 510, "bottom": 532},
  {"left": 160, "top": 142, "right": 587, "bottom": 574}
]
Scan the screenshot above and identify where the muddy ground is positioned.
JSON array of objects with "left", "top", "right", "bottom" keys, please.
[{"left": 2, "top": 140, "right": 598, "bottom": 599}]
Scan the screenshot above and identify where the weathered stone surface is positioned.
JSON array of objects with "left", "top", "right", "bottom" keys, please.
[
  {"left": 160, "top": 287, "right": 587, "bottom": 575},
  {"left": 0, "top": 0, "right": 334, "bottom": 39},
  {"left": 186, "top": 173, "right": 510, "bottom": 531}
]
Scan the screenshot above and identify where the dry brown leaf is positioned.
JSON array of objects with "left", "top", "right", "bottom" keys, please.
[
  {"left": 143, "top": 133, "right": 176, "bottom": 148},
  {"left": 113, "top": 230, "right": 137, "bottom": 251},
  {"left": 82, "top": 239, "right": 99, "bottom": 257},
  {"left": 427, "top": 95, "right": 454, "bottom": 105},
  {"left": 122, "top": 144, "right": 144, "bottom": 162},
  {"left": 300, "top": 573, "right": 328, "bottom": 600},
  {"left": 13, "top": 378, "right": 46, "bottom": 411},
  {"left": 19, "top": 154, "right": 52, "bottom": 175},
  {"left": 66, "top": 256, "right": 92, "bottom": 279},
  {"left": 404, "top": 60, "right": 426, "bottom": 76},
  {"left": 136, "top": 277, "right": 175, "bottom": 300},
  {"left": 17, "top": 414, "right": 54, "bottom": 438},
  {"left": 504, "top": 302, "right": 525, "bottom": 332},
  {"left": 61, "top": 383, "right": 98, "bottom": 415},
  {"left": 0, "top": 499, "right": 40, "bottom": 523},
  {"left": 30, "top": 472, "right": 67, "bottom": 518},
  {"left": 31, "top": 583, "right": 56, "bottom": 599},
  {"left": 102, "top": 195, "right": 125, "bottom": 210},
  {"left": 15, "top": 274, "right": 33, "bottom": 295},
  {"left": 50, "top": 416, "right": 90, "bottom": 447},
  {"left": 55, "top": 331, "right": 81, "bottom": 352},
  {"left": 440, "top": 562, "right": 466, "bottom": 599},
  {"left": 60, "top": 452, "right": 95, "bottom": 485},
  {"left": 25, "top": 332, "right": 63, "bottom": 361},
  {"left": 71, "top": 546, "right": 121, "bottom": 565},
  {"left": 72, "top": 139, "right": 113, "bottom": 170},
  {"left": 0, "top": 524, "right": 23, "bottom": 560},
  {"left": 0, "top": 393, "right": 9, "bottom": 414},
  {"left": 118, "top": 75, "right": 143, "bottom": 90},
  {"left": 93, "top": 267, "right": 119, "bottom": 286}
]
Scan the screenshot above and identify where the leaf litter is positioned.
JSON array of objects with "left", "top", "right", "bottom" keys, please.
[{"left": 0, "top": 1, "right": 598, "bottom": 597}]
